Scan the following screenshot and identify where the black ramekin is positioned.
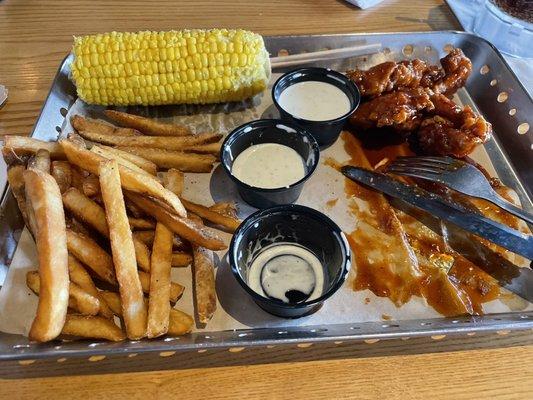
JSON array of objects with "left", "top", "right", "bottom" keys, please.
[
  {"left": 272, "top": 67, "right": 360, "bottom": 148},
  {"left": 229, "top": 204, "right": 351, "bottom": 318},
  {"left": 220, "top": 119, "right": 320, "bottom": 209}
]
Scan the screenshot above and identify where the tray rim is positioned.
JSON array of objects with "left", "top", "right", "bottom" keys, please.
[{"left": 0, "top": 30, "right": 532, "bottom": 361}]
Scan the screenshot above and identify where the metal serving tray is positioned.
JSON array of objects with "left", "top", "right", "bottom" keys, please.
[{"left": 0, "top": 31, "right": 531, "bottom": 361}]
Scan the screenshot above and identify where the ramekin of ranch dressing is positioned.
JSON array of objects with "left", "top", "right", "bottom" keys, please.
[
  {"left": 220, "top": 119, "right": 320, "bottom": 208},
  {"left": 247, "top": 243, "right": 325, "bottom": 304},
  {"left": 228, "top": 204, "right": 352, "bottom": 318},
  {"left": 231, "top": 143, "right": 306, "bottom": 189},
  {"left": 272, "top": 67, "right": 360, "bottom": 147},
  {"left": 278, "top": 81, "right": 352, "bottom": 122}
]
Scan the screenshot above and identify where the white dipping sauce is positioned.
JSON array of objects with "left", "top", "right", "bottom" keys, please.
[
  {"left": 247, "top": 243, "right": 324, "bottom": 304},
  {"left": 278, "top": 81, "right": 351, "bottom": 121},
  {"left": 231, "top": 143, "right": 306, "bottom": 189}
]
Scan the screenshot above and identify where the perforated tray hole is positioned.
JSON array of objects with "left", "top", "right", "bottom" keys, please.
[
  {"left": 382, "top": 47, "right": 391, "bottom": 55},
  {"left": 277, "top": 49, "right": 289, "bottom": 57},
  {"left": 497, "top": 92, "right": 508, "bottom": 102},
  {"left": 443, "top": 43, "right": 454, "bottom": 53},
  {"left": 308, "top": 328, "right": 328, "bottom": 333},
  {"left": 490, "top": 79, "right": 497, "bottom": 86},
  {"left": 228, "top": 347, "right": 245, "bottom": 353},
  {"left": 480, "top": 65, "right": 490, "bottom": 75},
  {"left": 59, "top": 107, "right": 68, "bottom": 117},
  {"left": 509, "top": 108, "right": 517, "bottom": 116},
  {"left": 517, "top": 122, "right": 529, "bottom": 135},
  {"left": 402, "top": 44, "right": 414, "bottom": 56}
]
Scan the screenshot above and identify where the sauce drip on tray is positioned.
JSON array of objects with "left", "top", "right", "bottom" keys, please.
[{"left": 335, "top": 131, "right": 502, "bottom": 316}]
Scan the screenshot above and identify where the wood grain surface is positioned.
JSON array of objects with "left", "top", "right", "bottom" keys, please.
[
  {"left": 0, "top": 0, "right": 458, "bottom": 136},
  {"left": 1, "top": 0, "right": 532, "bottom": 399}
]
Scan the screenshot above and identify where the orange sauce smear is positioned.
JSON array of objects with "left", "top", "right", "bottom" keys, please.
[{"left": 337, "top": 131, "right": 501, "bottom": 316}]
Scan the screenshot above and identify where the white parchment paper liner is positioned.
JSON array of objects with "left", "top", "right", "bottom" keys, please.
[{"left": 1, "top": 72, "right": 530, "bottom": 337}]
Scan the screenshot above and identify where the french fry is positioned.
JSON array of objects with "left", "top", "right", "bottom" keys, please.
[
  {"left": 162, "top": 169, "right": 184, "bottom": 196},
  {"left": 115, "top": 146, "right": 215, "bottom": 172},
  {"left": 91, "top": 145, "right": 154, "bottom": 177},
  {"left": 2, "top": 136, "right": 65, "bottom": 159},
  {"left": 138, "top": 271, "right": 184, "bottom": 303},
  {"left": 66, "top": 229, "right": 116, "bottom": 284},
  {"left": 77, "top": 129, "right": 222, "bottom": 151},
  {"left": 82, "top": 174, "right": 100, "bottom": 197},
  {"left": 24, "top": 169, "right": 69, "bottom": 342},
  {"left": 133, "top": 231, "right": 155, "bottom": 246},
  {"left": 209, "top": 202, "right": 238, "bottom": 219},
  {"left": 94, "top": 145, "right": 157, "bottom": 175},
  {"left": 71, "top": 114, "right": 141, "bottom": 136},
  {"left": 67, "top": 282, "right": 100, "bottom": 315},
  {"left": 97, "top": 291, "right": 122, "bottom": 315},
  {"left": 28, "top": 149, "right": 51, "bottom": 173},
  {"left": 165, "top": 307, "right": 193, "bottom": 336},
  {"left": 125, "top": 200, "right": 145, "bottom": 218},
  {"left": 26, "top": 271, "right": 99, "bottom": 316},
  {"left": 61, "top": 315, "right": 125, "bottom": 341},
  {"left": 66, "top": 217, "right": 92, "bottom": 237},
  {"left": 171, "top": 252, "right": 193, "bottom": 268},
  {"left": 70, "top": 165, "right": 87, "bottom": 192},
  {"left": 99, "top": 159, "right": 147, "bottom": 339},
  {"left": 190, "top": 215, "right": 216, "bottom": 324},
  {"left": 63, "top": 188, "right": 157, "bottom": 270},
  {"left": 100, "top": 291, "right": 193, "bottom": 336},
  {"left": 181, "top": 199, "right": 240, "bottom": 233},
  {"left": 60, "top": 139, "right": 187, "bottom": 217},
  {"left": 63, "top": 188, "right": 109, "bottom": 236},
  {"left": 132, "top": 237, "right": 151, "bottom": 272},
  {"left": 128, "top": 217, "right": 156, "bottom": 230},
  {"left": 51, "top": 161, "right": 72, "bottom": 193},
  {"left": 7, "top": 165, "right": 31, "bottom": 229},
  {"left": 68, "top": 255, "right": 114, "bottom": 319},
  {"left": 133, "top": 230, "right": 187, "bottom": 250},
  {"left": 104, "top": 110, "right": 192, "bottom": 137},
  {"left": 183, "top": 142, "right": 221, "bottom": 155},
  {"left": 146, "top": 222, "right": 173, "bottom": 338},
  {"left": 125, "top": 192, "right": 226, "bottom": 250}
]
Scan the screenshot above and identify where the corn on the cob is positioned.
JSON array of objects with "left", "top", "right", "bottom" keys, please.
[{"left": 71, "top": 29, "right": 271, "bottom": 106}]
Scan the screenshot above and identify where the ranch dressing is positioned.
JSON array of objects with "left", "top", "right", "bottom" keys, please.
[
  {"left": 247, "top": 243, "right": 324, "bottom": 304},
  {"left": 231, "top": 143, "right": 305, "bottom": 189},
  {"left": 278, "top": 81, "right": 351, "bottom": 121}
]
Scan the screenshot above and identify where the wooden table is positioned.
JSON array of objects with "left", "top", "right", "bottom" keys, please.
[{"left": 0, "top": 0, "right": 532, "bottom": 398}]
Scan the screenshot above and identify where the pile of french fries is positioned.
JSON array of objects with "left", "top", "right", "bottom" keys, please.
[{"left": 2, "top": 110, "right": 241, "bottom": 342}]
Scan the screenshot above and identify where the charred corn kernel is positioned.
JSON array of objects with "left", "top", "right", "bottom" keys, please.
[{"left": 72, "top": 29, "right": 270, "bottom": 106}]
